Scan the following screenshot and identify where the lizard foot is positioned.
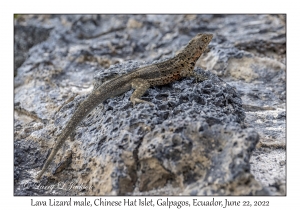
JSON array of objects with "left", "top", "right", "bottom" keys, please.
[{"left": 131, "top": 98, "right": 154, "bottom": 106}]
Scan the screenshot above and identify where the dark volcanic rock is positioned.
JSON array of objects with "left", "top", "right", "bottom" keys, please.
[
  {"left": 139, "top": 120, "right": 264, "bottom": 195},
  {"left": 14, "top": 60, "right": 264, "bottom": 195}
]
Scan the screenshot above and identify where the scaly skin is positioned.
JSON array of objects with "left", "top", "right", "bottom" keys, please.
[{"left": 36, "top": 33, "right": 213, "bottom": 180}]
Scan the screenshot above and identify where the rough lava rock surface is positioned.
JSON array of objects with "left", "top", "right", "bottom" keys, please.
[{"left": 14, "top": 14, "right": 285, "bottom": 195}]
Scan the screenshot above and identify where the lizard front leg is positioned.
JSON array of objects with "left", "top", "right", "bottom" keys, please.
[
  {"left": 190, "top": 71, "right": 208, "bottom": 82},
  {"left": 130, "top": 78, "right": 154, "bottom": 106}
]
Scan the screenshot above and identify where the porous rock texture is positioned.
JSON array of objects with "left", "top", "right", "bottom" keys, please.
[{"left": 14, "top": 14, "right": 285, "bottom": 196}]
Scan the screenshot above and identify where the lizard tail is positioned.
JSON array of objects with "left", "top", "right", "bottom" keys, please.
[
  {"left": 36, "top": 92, "right": 108, "bottom": 180},
  {"left": 36, "top": 128, "right": 71, "bottom": 180}
]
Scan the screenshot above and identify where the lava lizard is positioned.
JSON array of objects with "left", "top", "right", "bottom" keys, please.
[{"left": 36, "top": 33, "right": 213, "bottom": 180}]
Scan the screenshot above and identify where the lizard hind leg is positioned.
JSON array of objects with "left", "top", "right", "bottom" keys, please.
[{"left": 130, "top": 78, "right": 154, "bottom": 106}]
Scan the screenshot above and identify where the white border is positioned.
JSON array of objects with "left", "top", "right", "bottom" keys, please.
[{"left": 2, "top": 0, "right": 296, "bottom": 208}]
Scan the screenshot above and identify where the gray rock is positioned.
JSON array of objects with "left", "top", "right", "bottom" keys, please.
[
  {"left": 14, "top": 25, "right": 51, "bottom": 77},
  {"left": 138, "top": 120, "right": 265, "bottom": 195}
]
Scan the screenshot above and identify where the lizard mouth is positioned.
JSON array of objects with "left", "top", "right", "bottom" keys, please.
[{"left": 205, "top": 34, "right": 213, "bottom": 48}]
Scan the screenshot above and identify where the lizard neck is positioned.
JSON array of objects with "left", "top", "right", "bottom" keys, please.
[{"left": 173, "top": 45, "right": 203, "bottom": 68}]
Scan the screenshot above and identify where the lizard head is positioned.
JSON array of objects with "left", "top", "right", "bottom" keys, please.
[{"left": 191, "top": 33, "right": 213, "bottom": 52}]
